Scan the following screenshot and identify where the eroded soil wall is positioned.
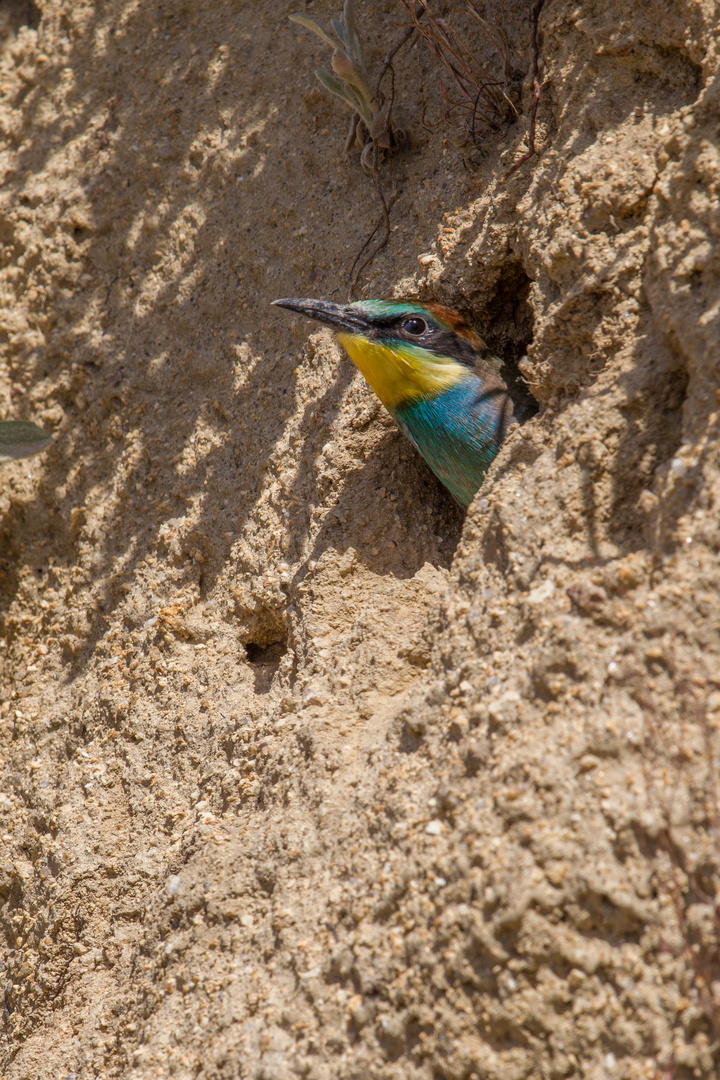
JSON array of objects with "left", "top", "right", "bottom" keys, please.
[{"left": 1, "top": 2, "right": 720, "bottom": 1078}]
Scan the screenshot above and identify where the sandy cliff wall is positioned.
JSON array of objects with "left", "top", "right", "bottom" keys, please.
[{"left": 1, "top": 1, "right": 719, "bottom": 1078}]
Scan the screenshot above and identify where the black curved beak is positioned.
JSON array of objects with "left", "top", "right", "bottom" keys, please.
[{"left": 272, "top": 297, "right": 369, "bottom": 335}]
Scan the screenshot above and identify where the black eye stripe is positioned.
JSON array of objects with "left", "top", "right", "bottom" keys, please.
[{"left": 363, "top": 316, "right": 480, "bottom": 370}]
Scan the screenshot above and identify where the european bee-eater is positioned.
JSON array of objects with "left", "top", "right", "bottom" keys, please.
[{"left": 272, "top": 298, "right": 536, "bottom": 508}]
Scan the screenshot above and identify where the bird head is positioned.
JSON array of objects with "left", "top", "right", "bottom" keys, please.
[{"left": 272, "top": 297, "right": 496, "bottom": 414}]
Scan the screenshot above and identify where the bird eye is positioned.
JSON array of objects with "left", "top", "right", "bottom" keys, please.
[{"left": 402, "top": 317, "right": 427, "bottom": 336}]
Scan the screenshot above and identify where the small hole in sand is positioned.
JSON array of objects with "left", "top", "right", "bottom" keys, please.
[{"left": 245, "top": 639, "right": 287, "bottom": 695}]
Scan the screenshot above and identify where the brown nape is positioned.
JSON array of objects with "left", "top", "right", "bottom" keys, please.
[{"left": 422, "top": 301, "right": 477, "bottom": 333}]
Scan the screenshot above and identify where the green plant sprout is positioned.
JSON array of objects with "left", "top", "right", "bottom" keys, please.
[
  {"left": 290, "top": 0, "right": 397, "bottom": 173},
  {"left": 0, "top": 420, "right": 51, "bottom": 466}
]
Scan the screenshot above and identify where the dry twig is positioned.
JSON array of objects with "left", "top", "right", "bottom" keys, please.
[
  {"left": 503, "top": 0, "right": 547, "bottom": 177},
  {"left": 401, "top": 0, "right": 519, "bottom": 147}
]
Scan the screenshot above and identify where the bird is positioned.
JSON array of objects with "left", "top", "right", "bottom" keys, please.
[{"left": 272, "top": 297, "right": 536, "bottom": 508}]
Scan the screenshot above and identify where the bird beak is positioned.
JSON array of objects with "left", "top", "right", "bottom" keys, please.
[{"left": 272, "top": 297, "right": 369, "bottom": 335}]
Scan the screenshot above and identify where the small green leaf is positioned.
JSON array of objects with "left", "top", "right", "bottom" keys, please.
[
  {"left": 342, "top": 0, "right": 364, "bottom": 70},
  {"left": 330, "top": 50, "right": 371, "bottom": 106},
  {"left": 331, "top": 18, "right": 349, "bottom": 49},
  {"left": 0, "top": 421, "right": 51, "bottom": 464},
  {"left": 289, "top": 14, "right": 341, "bottom": 52},
  {"left": 316, "top": 68, "right": 359, "bottom": 108},
  {"left": 316, "top": 69, "right": 372, "bottom": 124}
]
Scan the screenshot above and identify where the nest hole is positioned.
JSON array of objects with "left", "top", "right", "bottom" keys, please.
[
  {"left": 479, "top": 258, "right": 538, "bottom": 424},
  {"left": 245, "top": 637, "right": 288, "bottom": 695}
]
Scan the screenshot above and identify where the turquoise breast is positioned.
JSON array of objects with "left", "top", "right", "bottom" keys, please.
[{"left": 393, "top": 376, "right": 514, "bottom": 507}]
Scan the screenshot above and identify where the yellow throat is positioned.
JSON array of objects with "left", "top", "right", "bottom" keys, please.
[{"left": 336, "top": 332, "right": 468, "bottom": 413}]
